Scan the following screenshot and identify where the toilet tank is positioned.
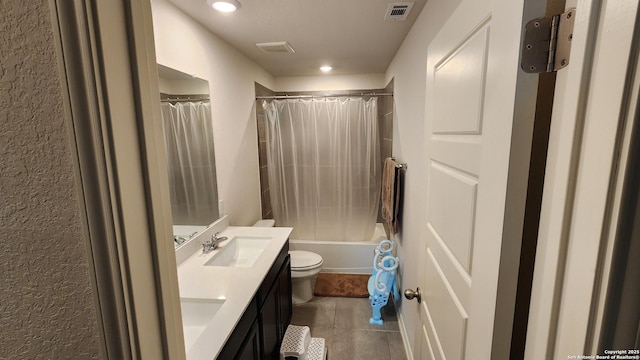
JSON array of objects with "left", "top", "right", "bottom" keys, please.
[{"left": 253, "top": 219, "right": 275, "bottom": 227}]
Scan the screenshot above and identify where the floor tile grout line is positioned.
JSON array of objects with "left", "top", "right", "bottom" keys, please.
[
  {"left": 292, "top": 296, "right": 405, "bottom": 359},
  {"left": 333, "top": 328, "right": 400, "bottom": 333},
  {"left": 331, "top": 297, "right": 337, "bottom": 328}
]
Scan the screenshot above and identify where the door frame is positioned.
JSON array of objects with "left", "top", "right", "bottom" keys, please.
[
  {"left": 51, "top": 0, "right": 183, "bottom": 359},
  {"left": 525, "top": 0, "right": 640, "bottom": 357},
  {"left": 597, "top": 21, "right": 640, "bottom": 350}
]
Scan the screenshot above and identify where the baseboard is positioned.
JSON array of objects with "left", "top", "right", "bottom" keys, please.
[{"left": 394, "top": 297, "right": 414, "bottom": 360}]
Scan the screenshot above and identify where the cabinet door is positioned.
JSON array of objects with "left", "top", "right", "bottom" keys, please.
[
  {"left": 218, "top": 298, "right": 258, "bottom": 360},
  {"left": 237, "top": 321, "right": 261, "bottom": 360},
  {"left": 261, "top": 280, "right": 280, "bottom": 359},
  {"left": 261, "top": 255, "right": 292, "bottom": 360},
  {"left": 278, "top": 256, "right": 292, "bottom": 338}
]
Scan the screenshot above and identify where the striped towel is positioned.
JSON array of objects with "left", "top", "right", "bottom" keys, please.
[{"left": 381, "top": 157, "right": 402, "bottom": 237}]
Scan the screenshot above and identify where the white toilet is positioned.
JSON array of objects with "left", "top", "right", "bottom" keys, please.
[
  {"left": 289, "top": 250, "right": 323, "bottom": 304},
  {"left": 253, "top": 220, "right": 324, "bottom": 304}
]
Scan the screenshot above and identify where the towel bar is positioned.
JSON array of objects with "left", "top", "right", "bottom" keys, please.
[{"left": 390, "top": 157, "right": 407, "bottom": 169}]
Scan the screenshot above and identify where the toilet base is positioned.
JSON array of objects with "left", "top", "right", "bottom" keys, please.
[{"left": 291, "top": 276, "right": 317, "bottom": 304}]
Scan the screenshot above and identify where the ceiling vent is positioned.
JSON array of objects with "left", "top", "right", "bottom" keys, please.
[
  {"left": 255, "top": 41, "right": 295, "bottom": 54},
  {"left": 384, "top": 2, "right": 414, "bottom": 21}
]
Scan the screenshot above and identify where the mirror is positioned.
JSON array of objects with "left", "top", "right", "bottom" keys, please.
[{"left": 156, "top": 64, "right": 220, "bottom": 248}]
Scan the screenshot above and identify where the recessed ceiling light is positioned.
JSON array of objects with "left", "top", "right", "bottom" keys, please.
[
  {"left": 320, "top": 65, "right": 333, "bottom": 72},
  {"left": 207, "top": 0, "right": 240, "bottom": 13}
]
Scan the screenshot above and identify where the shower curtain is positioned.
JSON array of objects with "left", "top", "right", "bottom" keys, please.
[
  {"left": 161, "top": 101, "right": 218, "bottom": 225},
  {"left": 263, "top": 97, "right": 381, "bottom": 242}
]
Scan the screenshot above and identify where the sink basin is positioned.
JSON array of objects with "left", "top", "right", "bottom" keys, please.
[
  {"left": 180, "top": 297, "right": 225, "bottom": 350},
  {"left": 204, "top": 236, "right": 271, "bottom": 267}
]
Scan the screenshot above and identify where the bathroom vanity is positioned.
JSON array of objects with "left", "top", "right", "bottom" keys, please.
[{"left": 176, "top": 225, "right": 293, "bottom": 359}]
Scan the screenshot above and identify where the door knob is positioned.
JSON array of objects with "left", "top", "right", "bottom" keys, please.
[{"left": 404, "top": 287, "right": 421, "bottom": 303}]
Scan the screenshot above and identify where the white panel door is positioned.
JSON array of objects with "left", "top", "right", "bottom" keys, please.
[{"left": 417, "top": 0, "right": 542, "bottom": 358}]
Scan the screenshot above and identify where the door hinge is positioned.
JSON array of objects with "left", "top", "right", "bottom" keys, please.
[{"left": 521, "top": 8, "right": 576, "bottom": 73}]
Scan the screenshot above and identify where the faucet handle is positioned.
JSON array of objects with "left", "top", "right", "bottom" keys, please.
[
  {"left": 213, "top": 232, "right": 228, "bottom": 243},
  {"left": 201, "top": 238, "right": 211, "bottom": 251}
]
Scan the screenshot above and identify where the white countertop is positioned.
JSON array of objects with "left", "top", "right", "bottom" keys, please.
[{"left": 176, "top": 225, "right": 293, "bottom": 360}]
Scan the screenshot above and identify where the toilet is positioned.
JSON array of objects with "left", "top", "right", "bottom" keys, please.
[
  {"left": 288, "top": 250, "right": 323, "bottom": 304},
  {"left": 253, "top": 220, "right": 324, "bottom": 304}
]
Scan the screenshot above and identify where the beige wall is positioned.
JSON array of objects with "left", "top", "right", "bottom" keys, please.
[
  {"left": 152, "top": 0, "right": 275, "bottom": 226},
  {"left": 158, "top": 78, "right": 210, "bottom": 95},
  {"left": 0, "top": 1, "right": 103, "bottom": 359},
  {"left": 384, "top": 0, "right": 462, "bottom": 353}
]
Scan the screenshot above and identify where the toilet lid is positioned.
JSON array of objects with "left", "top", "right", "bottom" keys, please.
[{"left": 289, "top": 250, "right": 323, "bottom": 270}]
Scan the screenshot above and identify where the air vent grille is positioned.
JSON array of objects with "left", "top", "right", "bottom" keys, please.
[
  {"left": 384, "top": 2, "right": 414, "bottom": 21},
  {"left": 255, "top": 41, "right": 295, "bottom": 54}
]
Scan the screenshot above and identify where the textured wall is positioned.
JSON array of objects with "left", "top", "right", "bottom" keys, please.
[{"left": 0, "top": 1, "right": 103, "bottom": 359}]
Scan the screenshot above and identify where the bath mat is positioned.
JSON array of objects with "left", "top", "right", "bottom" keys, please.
[{"left": 313, "top": 273, "right": 370, "bottom": 298}]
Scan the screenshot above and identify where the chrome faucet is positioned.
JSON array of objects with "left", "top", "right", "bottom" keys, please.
[{"left": 202, "top": 232, "right": 229, "bottom": 254}]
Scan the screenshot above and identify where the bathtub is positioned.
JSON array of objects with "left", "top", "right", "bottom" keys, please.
[{"left": 289, "top": 223, "right": 387, "bottom": 274}]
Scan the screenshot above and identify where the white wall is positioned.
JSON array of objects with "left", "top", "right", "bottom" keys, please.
[
  {"left": 152, "top": 0, "right": 274, "bottom": 226},
  {"left": 275, "top": 73, "right": 387, "bottom": 92},
  {"left": 158, "top": 78, "right": 210, "bottom": 95},
  {"left": 384, "top": 0, "right": 462, "bottom": 354}
]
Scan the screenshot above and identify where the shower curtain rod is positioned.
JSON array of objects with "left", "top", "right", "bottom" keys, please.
[
  {"left": 161, "top": 97, "right": 210, "bottom": 103},
  {"left": 256, "top": 92, "right": 393, "bottom": 100}
]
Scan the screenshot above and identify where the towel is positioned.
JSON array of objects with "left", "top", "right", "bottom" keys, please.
[
  {"left": 393, "top": 164, "right": 404, "bottom": 235},
  {"left": 381, "top": 158, "right": 398, "bottom": 237}
]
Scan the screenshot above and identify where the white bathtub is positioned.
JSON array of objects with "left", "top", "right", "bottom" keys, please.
[{"left": 289, "top": 223, "right": 387, "bottom": 274}]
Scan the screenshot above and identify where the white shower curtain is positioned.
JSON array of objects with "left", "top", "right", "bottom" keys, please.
[
  {"left": 263, "top": 98, "right": 381, "bottom": 242},
  {"left": 161, "top": 101, "right": 218, "bottom": 225}
]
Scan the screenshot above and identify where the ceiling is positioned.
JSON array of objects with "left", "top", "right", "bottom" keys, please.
[{"left": 165, "top": 0, "right": 427, "bottom": 77}]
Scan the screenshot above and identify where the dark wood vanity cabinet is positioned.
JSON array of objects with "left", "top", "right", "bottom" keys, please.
[
  {"left": 235, "top": 320, "right": 261, "bottom": 360},
  {"left": 276, "top": 256, "right": 293, "bottom": 342},
  {"left": 259, "top": 250, "right": 292, "bottom": 359},
  {"left": 218, "top": 241, "right": 292, "bottom": 360}
]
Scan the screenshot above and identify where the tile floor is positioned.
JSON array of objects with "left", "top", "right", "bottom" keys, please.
[{"left": 291, "top": 296, "right": 406, "bottom": 360}]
